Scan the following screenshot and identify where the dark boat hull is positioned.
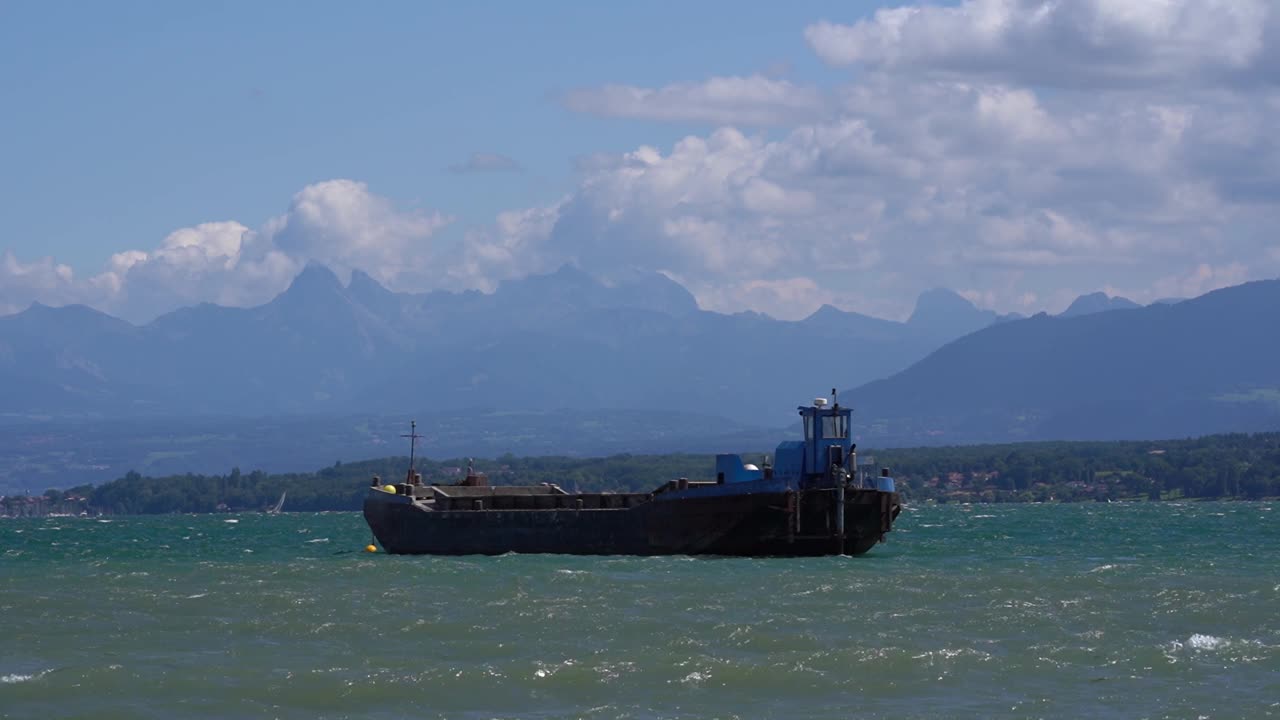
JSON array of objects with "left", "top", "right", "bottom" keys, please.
[{"left": 364, "top": 484, "right": 901, "bottom": 557}]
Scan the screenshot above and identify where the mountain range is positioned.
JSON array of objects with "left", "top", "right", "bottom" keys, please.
[
  {"left": 2, "top": 264, "right": 1274, "bottom": 488},
  {"left": 0, "top": 263, "right": 1003, "bottom": 426},
  {"left": 846, "top": 279, "right": 1280, "bottom": 444}
]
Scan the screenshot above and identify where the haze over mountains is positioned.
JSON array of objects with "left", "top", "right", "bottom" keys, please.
[{"left": 1, "top": 263, "right": 1001, "bottom": 426}]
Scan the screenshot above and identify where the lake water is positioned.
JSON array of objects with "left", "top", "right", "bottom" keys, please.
[{"left": 2, "top": 502, "right": 1277, "bottom": 719}]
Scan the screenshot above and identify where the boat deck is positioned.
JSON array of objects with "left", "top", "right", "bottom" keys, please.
[{"left": 418, "top": 484, "right": 653, "bottom": 511}]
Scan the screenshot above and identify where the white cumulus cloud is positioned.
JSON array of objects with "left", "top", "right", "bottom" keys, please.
[
  {"left": 516, "top": 3, "right": 1280, "bottom": 316},
  {"left": 805, "top": 0, "right": 1277, "bottom": 89},
  {"left": 268, "top": 179, "right": 453, "bottom": 286},
  {"left": 0, "top": 251, "right": 83, "bottom": 316},
  {"left": 1, "top": 180, "right": 453, "bottom": 324},
  {"left": 477, "top": 67, "right": 1280, "bottom": 317},
  {"left": 6, "top": 3, "right": 1280, "bottom": 322}
]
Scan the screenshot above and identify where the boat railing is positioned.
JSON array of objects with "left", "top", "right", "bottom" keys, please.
[{"left": 431, "top": 491, "right": 652, "bottom": 512}]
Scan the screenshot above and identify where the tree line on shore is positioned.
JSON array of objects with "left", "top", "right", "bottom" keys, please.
[
  {"left": 876, "top": 432, "right": 1280, "bottom": 502},
  {"left": 5, "top": 432, "right": 1278, "bottom": 516}
]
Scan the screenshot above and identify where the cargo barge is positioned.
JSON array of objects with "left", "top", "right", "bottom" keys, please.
[{"left": 363, "top": 393, "right": 901, "bottom": 556}]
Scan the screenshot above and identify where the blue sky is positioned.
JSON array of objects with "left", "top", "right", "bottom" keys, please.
[
  {"left": 3, "top": 1, "right": 1277, "bottom": 322},
  {"left": 2, "top": 1, "right": 866, "bottom": 266}
]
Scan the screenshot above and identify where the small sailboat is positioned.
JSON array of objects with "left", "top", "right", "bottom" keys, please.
[{"left": 266, "top": 491, "right": 286, "bottom": 514}]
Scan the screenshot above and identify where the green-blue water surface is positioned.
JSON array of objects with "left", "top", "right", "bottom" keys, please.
[{"left": 2, "top": 502, "right": 1278, "bottom": 719}]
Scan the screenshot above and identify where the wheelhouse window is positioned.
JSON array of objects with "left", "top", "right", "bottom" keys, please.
[
  {"left": 803, "top": 415, "right": 814, "bottom": 442},
  {"left": 821, "top": 414, "right": 847, "bottom": 439}
]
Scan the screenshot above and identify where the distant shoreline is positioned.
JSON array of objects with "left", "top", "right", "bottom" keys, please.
[{"left": 5, "top": 430, "right": 1279, "bottom": 516}]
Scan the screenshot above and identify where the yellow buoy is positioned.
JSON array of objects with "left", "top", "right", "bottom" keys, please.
[
  {"left": 365, "top": 544, "right": 378, "bottom": 553},
  {"left": 382, "top": 484, "right": 397, "bottom": 494}
]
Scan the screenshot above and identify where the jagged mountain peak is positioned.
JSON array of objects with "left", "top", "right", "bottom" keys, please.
[
  {"left": 802, "top": 303, "right": 896, "bottom": 327},
  {"left": 910, "top": 288, "right": 977, "bottom": 316},
  {"left": 346, "top": 268, "right": 394, "bottom": 300},
  {"left": 285, "top": 262, "right": 344, "bottom": 294},
  {"left": 907, "top": 288, "right": 997, "bottom": 337},
  {"left": 19, "top": 301, "right": 104, "bottom": 318},
  {"left": 602, "top": 269, "right": 699, "bottom": 316},
  {"left": 804, "top": 304, "right": 845, "bottom": 321},
  {"left": 346, "top": 269, "right": 401, "bottom": 320},
  {"left": 1060, "top": 291, "right": 1140, "bottom": 318},
  {"left": 5, "top": 301, "right": 136, "bottom": 335},
  {"left": 266, "top": 263, "right": 352, "bottom": 315},
  {"left": 347, "top": 268, "right": 386, "bottom": 292}
]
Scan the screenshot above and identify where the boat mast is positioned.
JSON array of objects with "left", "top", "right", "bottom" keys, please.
[{"left": 402, "top": 420, "right": 422, "bottom": 483}]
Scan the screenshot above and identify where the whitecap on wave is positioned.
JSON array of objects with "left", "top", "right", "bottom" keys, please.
[
  {"left": 1164, "top": 633, "right": 1232, "bottom": 659},
  {"left": 678, "top": 670, "right": 710, "bottom": 685},
  {"left": 2, "top": 670, "right": 49, "bottom": 684},
  {"left": 1187, "top": 633, "right": 1227, "bottom": 651}
]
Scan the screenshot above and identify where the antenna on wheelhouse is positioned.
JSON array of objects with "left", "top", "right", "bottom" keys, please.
[{"left": 402, "top": 420, "right": 422, "bottom": 482}]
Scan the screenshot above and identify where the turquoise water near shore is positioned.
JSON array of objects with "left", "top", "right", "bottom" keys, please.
[{"left": 3, "top": 503, "right": 1278, "bottom": 719}]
